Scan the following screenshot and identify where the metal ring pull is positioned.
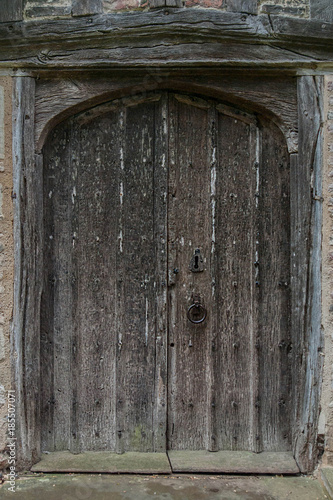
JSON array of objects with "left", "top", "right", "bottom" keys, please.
[{"left": 187, "top": 303, "right": 207, "bottom": 324}]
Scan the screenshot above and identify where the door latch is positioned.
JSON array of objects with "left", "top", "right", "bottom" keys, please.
[
  {"left": 187, "top": 294, "right": 207, "bottom": 324},
  {"left": 189, "top": 248, "right": 204, "bottom": 273}
]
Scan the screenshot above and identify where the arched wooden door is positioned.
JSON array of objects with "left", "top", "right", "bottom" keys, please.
[{"left": 39, "top": 91, "right": 297, "bottom": 472}]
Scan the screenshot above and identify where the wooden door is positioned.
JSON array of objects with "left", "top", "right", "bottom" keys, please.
[
  {"left": 41, "top": 94, "right": 168, "bottom": 455},
  {"left": 41, "top": 91, "right": 292, "bottom": 469},
  {"left": 166, "top": 95, "right": 291, "bottom": 461}
]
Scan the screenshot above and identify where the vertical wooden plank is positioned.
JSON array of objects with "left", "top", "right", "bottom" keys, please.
[
  {"left": 41, "top": 125, "right": 67, "bottom": 452},
  {"left": 115, "top": 106, "right": 126, "bottom": 455},
  {"left": 206, "top": 104, "right": 218, "bottom": 453},
  {"left": 115, "top": 98, "right": 162, "bottom": 452},
  {"left": 293, "top": 76, "right": 324, "bottom": 472},
  {"left": 71, "top": 111, "right": 120, "bottom": 452},
  {"left": 0, "top": 0, "right": 23, "bottom": 22},
  {"left": 72, "top": 0, "right": 103, "bottom": 16},
  {"left": 213, "top": 112, "right": 257, "bottom": 452},
  {"left": 251, "top": 123, "right": 261, "bottom": 454},
  {"left": 153, "top": 94, "right": 168, "bottom": 452},
  {"left": 69, "top": 117, "right": 81, "bottom": 454},
  {"left": 257, "top": 119, "right": 291, "bottom": 452},
  {"left": 12, "top": 76, "right": 41, "bottom": 468},
  {"left": 167, "top": 94, "right": 212, "bottom": 451}
]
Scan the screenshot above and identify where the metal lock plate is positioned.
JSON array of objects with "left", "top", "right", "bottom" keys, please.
[{"left": 189, "top": 248, "right": 204, "bottom": 273}]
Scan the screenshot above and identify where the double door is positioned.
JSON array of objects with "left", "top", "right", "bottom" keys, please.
[{"left": 41, "top": 91, "right": 292, "bottom": 467}]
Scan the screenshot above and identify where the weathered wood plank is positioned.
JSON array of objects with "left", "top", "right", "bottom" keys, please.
[
  {"left": 206, "top": 104, "right": 218, "bottom": 453},
  {"left": 35, "top": 74, "right": 297, "bottom": 155},
  {"left": 0, "top": 0, "right": 23, "bottom": 22},
  {"left": 257, "top": 119, "right": 291, "bottom": 451},
  {"left": 12, "top": 76, "right": 41, "bottom": 468},
  {"left": 1, "top": 41, "right": 333, "bottom": 70},
  {"left": 72, "top": 0, "right": 103, "bottom": 16},
  {"left": 310, "top": 0, "right": 333, "bottom": 23},
  {"left": 0, "top": 11, "right": 272, "bottom": 43},
  {"left": 0, "top": 12, "right": 333, "bottom": 68},
  {"left": 115, "top": 100, "right": 161, "bottom": 453},
  {"left": 70, "top": 112, "right": 119, "bottom": 452},
  {"left": 213, "top": 112, "right": 258, "bottom": 452},
  {"left": 152, "top": 94, "right": 168, "bottom": 452},
  {"left": 167, "top": 94, "right": 212, "bottom": 450},
  {"left": 292, "top": 76, "right": 324, "bottom": 473}
]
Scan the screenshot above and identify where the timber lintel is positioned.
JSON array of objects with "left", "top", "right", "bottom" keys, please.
[{"left": 0, "top": 10, "right": 333, "bottom": 69}]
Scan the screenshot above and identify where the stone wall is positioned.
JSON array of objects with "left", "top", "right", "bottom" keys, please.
[
  {"left": 23, "top": 0, "right": 310, "bottom": 17},
  {"left": 258, "top": 0, "right": 309, "bottom": 17}
]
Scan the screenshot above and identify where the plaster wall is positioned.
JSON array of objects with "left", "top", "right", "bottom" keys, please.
[
  {"left": 320, "top": 75, "right": 333, "bottom": 467},
  {"left": 0, "top": 77, "right": 13, "bottom": 469}
]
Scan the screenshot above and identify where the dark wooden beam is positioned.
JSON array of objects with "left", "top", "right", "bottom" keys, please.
[
  {"left": 0, "top": 0, "right": 23, "bottom": 22},
  {"left": 0, "top": 12, "right": 332, "bottom": 69},
  {"left": 0, "top": 10, "right": 272, "bottom": 43},
  {"left": 34, "top": 73, "right": 297, "bottom": 153},
  {"left": 12, "top": 76, "right": 42, "bottom": 469},
  {"left": 292, "top": 76, "right": 324, "bottom": 473}
]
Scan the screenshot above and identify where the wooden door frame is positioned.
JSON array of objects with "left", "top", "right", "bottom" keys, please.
[{"left": 7, "top": 11, "right": 326, "bottom": 472}]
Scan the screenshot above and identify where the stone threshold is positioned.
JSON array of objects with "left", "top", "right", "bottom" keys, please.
[{"left": 31, "top": 450, "right": 299, "bottom": 475}]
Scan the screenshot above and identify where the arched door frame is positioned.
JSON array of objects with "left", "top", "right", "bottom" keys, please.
[{"left": 11, "top": 71, "right": 323, "bottom": 473}]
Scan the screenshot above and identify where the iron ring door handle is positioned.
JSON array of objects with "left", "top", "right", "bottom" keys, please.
[{"left": 187, "top": 303, "right": 207, "bottom": 324}]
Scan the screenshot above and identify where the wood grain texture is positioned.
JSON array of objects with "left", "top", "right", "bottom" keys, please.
[
  {"left": 167, "top": 93, "right": 292, "bottom": 454},
  {"left": 12, "top": 76, "right": 41, "bottom": 468},
  {"left": 19, "top": 85, "right": 318, "bottom": 469},
  {"left": 0, "top": 0, "right": 23, "bottom": 22},
  {"left": 152, "top": 94, "right": 169, "bottom": 452},
  {"left": 292, "top": 76, "right": 324, "bottom": 473},
  {"left": 41, "top": 94, "right": 168, "bottom": 454},
  {"left": 0, "top": 11, "right": 332, "bottom": 68},
  {"left": 167, "top": 94, "right": 213, "bottom": 451},
  {"left": 35, "top": 74, "right": 297, "bottom": 154},
  {"left": 257, "top": 119, "right": 291, "bottom": 451},
  {"left": 213, "top": 113, "right": 258, "bottom": 452}
]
